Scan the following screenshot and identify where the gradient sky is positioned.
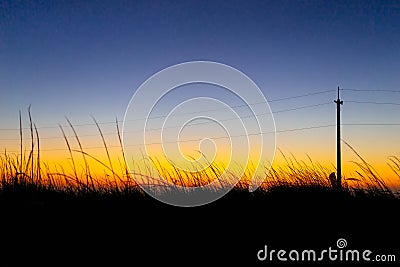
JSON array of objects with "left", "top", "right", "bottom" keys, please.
[{"left": 1, "top": 0, "right": 399, "bottom": 184}]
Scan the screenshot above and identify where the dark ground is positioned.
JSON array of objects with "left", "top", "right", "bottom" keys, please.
[{"left": 1, "top": 186, "right": 399, "bottom": 266}]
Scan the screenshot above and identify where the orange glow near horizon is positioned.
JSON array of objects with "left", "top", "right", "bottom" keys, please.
[
  {"left": 1, "top": 122, "right": 399, "bottom": 190},
  {"left": 2, "top": 142, "right": 399, "bottom": 190}
]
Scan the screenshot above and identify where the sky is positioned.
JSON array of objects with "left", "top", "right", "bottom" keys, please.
[{"left": 0, "top": 0, "right": 399, "bottom": 185}]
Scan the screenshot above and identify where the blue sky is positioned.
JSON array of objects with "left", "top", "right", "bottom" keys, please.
[{"left": 1, "top": 0, "right": 399, "bottom": 178}]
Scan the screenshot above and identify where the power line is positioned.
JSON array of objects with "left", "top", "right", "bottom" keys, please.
[
  {"left": 273, "top": 102, "right": 332, "bottom": 114},
  {"left": 131, "top": 124, "right": 336, "bottom": 145},
  {"left": 268, "top": 89, "right": 335, "bottom": 102},
  {"left": 341, "top": 88, "right": 400, "bottom": 93},
  {"left": 3, "top": 121, "right": 400, "bottom": 154},
  {"left": 342, "top": 123, "right": 400, "bottom": 126},
  {"left": 1, "top": 88, "right": 399, "bottom": 132},
  {"left": 2, "top": 86, "right": 399, "bottom": 150},
  {"left": 3, "top": 96, "right": 399, "bottom": 142},
  {"left": 0, "top": 102, "right": 333, "bottom": 141},
  {"left": 0, "top": 89, "right": 335, "bottom": 131},
  {"left": 2, "top": 122, "right": 400, "bottom": 152},
  {"left": 346, "top": 100, "right": 400, "bottom": 106},
  {"left": 0, "top": 123, "right": 337, "bottom": 153},
  {"left": 0, "top": 131, "right": 118, "bottom": 141},
  {"left": 275, "top": 124, "right": 334, "bottom": 133},
  {"left": 143, "top": 102, "right": 331, "bottom": 130},
  {"left": 0, "top": 121, "right": 117, "bottom": 132}
]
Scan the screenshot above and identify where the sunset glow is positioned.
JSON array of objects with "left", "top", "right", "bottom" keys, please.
[{"left": 1, "top": 1, "right": 399, "bottom": 194}]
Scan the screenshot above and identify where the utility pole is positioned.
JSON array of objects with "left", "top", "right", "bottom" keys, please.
[{"left": 334, "top": 86, "right": 343, "bottom": 189}]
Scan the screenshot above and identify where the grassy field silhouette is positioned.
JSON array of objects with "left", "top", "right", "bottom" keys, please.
[{"left": 1, "top": 113, "right": 399, "bottom": 266}]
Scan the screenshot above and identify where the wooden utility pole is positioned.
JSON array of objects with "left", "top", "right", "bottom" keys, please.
[{"left": 334, "top": 86, "right": 343, "bottom": 189}]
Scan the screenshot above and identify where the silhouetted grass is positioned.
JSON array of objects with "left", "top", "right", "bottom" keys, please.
[
  {"left": 1, "top": 111, "right": 399, "bottom": 267},
  {"left": 1, "top": 110, "right": 399, "bottom": 207}
]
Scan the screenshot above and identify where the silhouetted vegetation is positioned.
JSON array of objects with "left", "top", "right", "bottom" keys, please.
[{"left": 1, "top": 111, "right": 399, "bottom": 266}]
